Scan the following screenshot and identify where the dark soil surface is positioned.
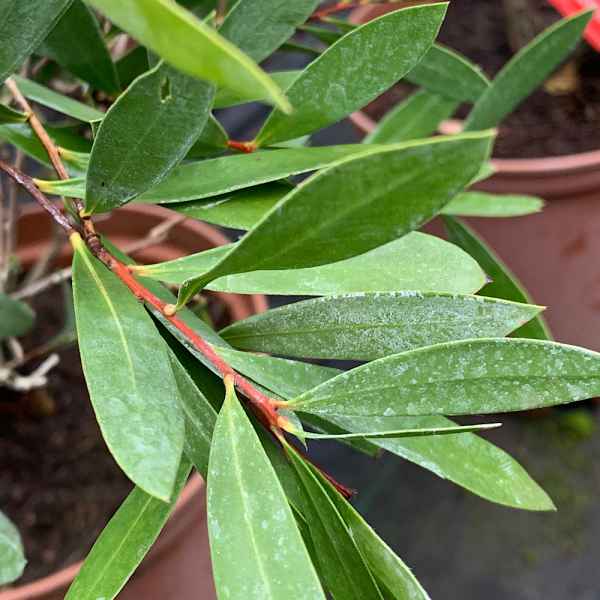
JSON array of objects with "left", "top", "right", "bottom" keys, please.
[
  {"left": 0, "top": 285, "right": 132, "bottom": 585},
  {"left": 0, "top": 281, "right": 229, "bottom": 586},
  {"left": 367, "top": 0, "right": 600, "bottom": 158}
]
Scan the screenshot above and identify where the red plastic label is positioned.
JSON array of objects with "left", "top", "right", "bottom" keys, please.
[{"left": 547, "top": 0, "right": 600, "bottom": 51}]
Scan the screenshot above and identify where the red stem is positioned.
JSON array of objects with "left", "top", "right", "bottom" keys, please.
[
  {"left": 310, "top": 2, "right": 359, "bottom": 20},
  {"left": 227, "top": 139, "right": 258, "bottom": 153}
]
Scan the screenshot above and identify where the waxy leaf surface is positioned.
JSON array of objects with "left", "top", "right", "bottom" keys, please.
[
  {"left": 0, "top": 104, "right": 26, "bottom": 124},
  {"left": 256, "top": 4, "right": 446, "bottom": 145},
  {"left": 212, "top": 349, "right": 554, "bottom": 510},
  {"left": 220, "top": 0, "right": 319, "bottom": 62},
  {"left": 65, "top": 458, "right": 191, "bottom": 600},
  {"left": 207, "top": 383, "right": 325, "bottom": 600},
  {"left": 442, "top": 192, "right": 543, "bottom": 217},
  {"left": 465, "top": 10, "right": 593, "bottom": 130},
  {"left": 365, "top": 89, "right": 458, "bottom": 144},
  {"left": 177, "top": 132, "right": 493, "bottom": 306},
  {"left": 0, "top": 0, "right": 71, "bottom": 83},
  {"left": 292, "top": 338, "right": 600, "bottom": 417},
  {"left": 136, "top": 232, "right": 486, "bottom": 296},
  {"left": 286, "top": 447, "right": 384, "bottom": 600},
  {"left": 72, "top": 237, "right": 184, "bottom": 500},
  {"left": 86, "top": 0, "right": 290, "bottom": 110},
  {"left": 0, "top": 511, "right": 25, "bottom": 585},
  {"left": 221, "top": 292, "right": 540, "bottom": 360},
  {"left": 41, "top": 0, "right": 119, "bottom": 93},
  {"left": 85, "top": 62, "right": 214, "bottom": 213}
]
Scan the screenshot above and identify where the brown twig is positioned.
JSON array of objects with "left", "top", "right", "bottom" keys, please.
[{"left": 4, "top": 78, "right": 353, "bottom": 497}]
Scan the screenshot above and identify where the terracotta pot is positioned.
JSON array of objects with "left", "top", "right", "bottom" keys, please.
[
  {"left": 351, "top": 4, "right": 600, "bottom": 352},
  {"left": 2, "top": 204, "right": 267, "bottom": 600}
]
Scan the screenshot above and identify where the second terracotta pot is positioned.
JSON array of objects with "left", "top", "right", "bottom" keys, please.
[
  {"left": 351, "top": 4, "right": 600, "bottom": 352},
  {"left": 3, "top": 204, "right": 267, "bottom": 600}
]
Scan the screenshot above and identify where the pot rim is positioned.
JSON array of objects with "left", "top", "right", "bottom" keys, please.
[{"left": 2, "top": 203, "right": 266, "bottom": 599}]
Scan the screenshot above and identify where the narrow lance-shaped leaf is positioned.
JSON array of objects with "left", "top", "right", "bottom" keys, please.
[
  {"left": 37, "top": 144, "right": 377, "bottom": 202},
  {"left": 442, "top": 192, "right": 544, "bottom": 218},
  {"left": 168, "top": 351, "right": 217, "bottom": 478},
  {"left": 86, "top": 0, "right": 290, "bottom": 111},
  {"left": 71, "top": 234, "right": 184, "bottom": 500},
  {"left": 255, "top": 4, "right": 447, "bottom": 145},
  {"left": 11, "top": 74, "right": 104, "bottom": 123},
  {"left": 214, "top": 347, "right": 553, "bottom": 511},
  {"left": 219, "top": 0, "right": 320, "bottom": 62},
  {"left": 207, "top": 379, "right": 326, "bottom": 600},
  {"left": 186, "top": 114, "right": 228, "bottom": 159},
  {"left": 85, "top": 62, "right": 214, "bottom": 214},
  {"left": 406, "top": 43, "right": 490, "bottom": 103},
  {"left": 443, "top": 215, "right": 552, "bottom": 339},
  {"left": 40, "top": 0, "right": 120, "bottom": 93},
  {"left": 322, "top": 481, "right": 431, "bottom": 600},
  {"left": 302, "top": 422, "right": 501, "bottom": 440},
  {"left": 364, "top": 89, "right": 459, "bottom": 145},
  {"left": 64, "top": 458, "right": 191, "bottom": 600},
  {"left": 176, "top": 132, "right": 494, "bottom": 308},
  {"left": 291, "top": 338, "right": 600, "bottom": 417},
  {"left": 285, "top": 443, "right": 384, "bottom": 600},
  {"left": 221, "top": 292, "right": 541, "bottom": 360},
  {"left": 0, "top": 511, "right": 26, "bottom": 585},
  {"left": 0, "top": 103, "right": 26, "bottom": 124},
  {"left": 214, "top": 70, "right": 299, "bottom": 108},
  {"left": 0, "top": 294, "right": 34, "bottom": 339},
  {"left": 135, "top": 232, "right": 487, "bottom": 296},
  {"left": 465, "top": 10, "right": 594, "bottom": 131},
  {"left": 0, "top": 0, "right": 71, "bottom": 83}
]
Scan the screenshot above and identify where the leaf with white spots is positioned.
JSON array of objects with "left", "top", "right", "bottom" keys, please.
[
  {"left": 291, "top": 338, "right": 600, "bottom": 417},
  {"left": 207, "top": 379, "right": 325, "bottom": 600},
  {"left": 220, "top": 292, "right": 542, "bottom": 360}
]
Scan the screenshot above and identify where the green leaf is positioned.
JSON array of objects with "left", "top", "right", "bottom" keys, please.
[
  {"left": 207, "top": 380, "right": 325, "bottom": 600},
  {"left": 0, "top": 293, "right": 34, "bottom": 339},
  {"left": 168, "top": 351, "right": 216, "bottom": 477},
  {"left": 406, "top": 43, "right": 490, "bottom": 103},
  {"left": 38, "top": 144, "right": 376, "bottom": 202},
  {"left": 0, "top": 511, "right": 26, "bottom": 585},
  {"left": 177, "top": 132, "right": 493, "bottom": 307},
  {"left": 443, "top": 216, "right": 552, "bottom": 340},
  {"left": 0, "top": 0, "right": 71, "bottom": 84},
  {"left": 170, "top": 182, "right": 289, "bottom": 229},
  {"left": 1, "top": 122, "right": 91, "bottom": 173},
  {"left": 325, "top": 488, "right": 430, "bottom": 600},
  {"left": 255, "top": 4, "right": 446, "bottom": 145},
  {"left": 86, "top": 0, "right": 290, "bottom": 111},
  {"left": 465, "top": 10, "right": 593, "bottom": 131},
  {"left": 214, "top": 349, "right": 555, "bottom": 510},
  {"left": 186, "top": 114, "right": 227, "bottom": 159},
  {"left": 11, "top": 74, "right": 104, "bottom": 123},
  {"left": 136, "top": 232, "right": 486, "bottom": 296},
  {"left": 64, "top": 458, "right": 191, "bottom": 600},
  {"left": 213, "top": 70, "right": 299, "bottom": 108},
  {"left": 285, "top": 445, "right": 384, "bottom": 600},
  {"left": 71, "top": 235, "right": 184, "bottom": 500},
  {"left": 219, "top": 0, "right": 319, "bottom": 62},
  {"left": 0, "top": 103, "right": 26, "bottom": 124},
  {"left": 221, "top": 292, "right": 540, "bottom": 360},
  {"left": 442, "top": 192, "right": 543, "bottom": 217},
  {"left": 85, "top": 62, "right": 214, "bottom": 214},
  {"left": 364, "top": 89, "right": 458, "bottom": 145},
  {"left": 303, "top": 422, "right": 501, "bottom": 440},
  {"left": 115, "top": 46, "right": 149, "bottom": 88},
  {"left": 292, "top": 338, "right": 600, "bottom": 417},
  {"left": 40, "top": 0, "right": 120, "bottom": 93}
]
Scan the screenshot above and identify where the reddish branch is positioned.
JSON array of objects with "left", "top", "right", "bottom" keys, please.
[
  {"left": 2, "top": 79, "right": 353, "bottom": 498},
  {"left": 310, "top": 1, "right": 363, "bottom": 20},
  {"left": 226, "top": 139, "right": 257, "bottom": 153}
]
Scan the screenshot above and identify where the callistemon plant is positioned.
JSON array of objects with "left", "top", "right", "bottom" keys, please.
[{"left": 0, "top": 1, "right": 597, "bottom": 598}]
